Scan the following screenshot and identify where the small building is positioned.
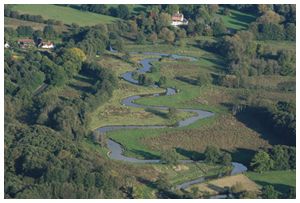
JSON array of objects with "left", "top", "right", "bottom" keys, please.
[
  {"left": 18, "top": 38, "right": 35, "bottom": 49},
  {"left": 39, "top": 41, "right": 55, "bottom": 49},
  {"left": 171, "top": 11, "right": 188, "bottom": 27}
]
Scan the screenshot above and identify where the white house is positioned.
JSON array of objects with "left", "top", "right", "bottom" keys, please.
[
  {"left": 171, "top": 11, "right": 188, "bottom": 27},
  {"left": 4, "top": 42, "right": 10, "bottom": 48},
  {"left": 39, "top": 41, "right": 55, "bottom": 49}
]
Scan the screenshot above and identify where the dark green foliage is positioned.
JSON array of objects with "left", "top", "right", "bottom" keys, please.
[
  {"left": 117, "top": 5, "right": 130, "bottom": 19},
  {"left": 70, "top": 27, "right": 108, "bottom": 57},
  {"left": 287, "top": 187, "right": 296, "bottom": 199},
  {"left": 78, "top": 4, "right": 108, "bottom": 15},
  {"left": 16, "top": 25, "right": 34, "bottom": 36},
  {"left": 81, "top": 62, "right": 118, "bottom": 110},
  {"left": 5, "top": 54, "right": 46, "bottom": 94},
  {"left": 204, "top": 146, "right": 221, "bottom": 164},
  {"left": 167, "top": 107, "right": 177, "bottom": 120},
  {"left": 277, "top": 50, "right": 295, "bottom": 76},
  {"left": 250, "top": 150, "right": 274, "bottom": 173},
  {"left": 196, "top": 72, "right": 212, "bottom": 86},
  {"left": 277, "top": 81, "right": 295, "bottom": 92},
  {"left": 51, "top": 106, "right": 84, "bottom": 140},
  {"left": 137, "top": 74, "right": 153, "bottom": 86},
  {"left": 250, "top": 145, "right": 295, "bottom": 173},
  {"left": 114, "top": 38, "right": 124, "bottom": 51},
  {"left": 160, "top": 149, "right": 179, "bottom": 165},
  {"left": 5, "top": 27, "right": 120, "bottom": 198},
  {"left": 288, "top": 147, "right": 296, "bottom": 169},
  {"left": 156, "top": 173, "right": 171, "bottom": 191},
  {"left": 270, "top": 145, "right": 290, "bottom": 170},
  {"left": 157, "top": 76, "right": 167, "bottom": 87},
  {"left": 261, "top": 185, "right": 279, "bottom": 199},
  {"left": 212, "top": 20, "right": 227, "bottom": 36},
  {"left": 257, "top": 23, "right": 285, "bottom": 40},
  {"left": 43, "top": 25, "right": 57, "bottom": 39},
  {"left": 221, "top": 153, "right": 232, "bottom": 166},
  {"left": 92, "top": 131, "right": 107, "bottom": 147},
  {"left": 240, "top": 101, "right": 295, "bottom": 145},
  {"left": 136, "top": 32, "right": 146, "bottom": 44},
  {"left": 285, "top": 23, "right": 296, "bottom": 41}
]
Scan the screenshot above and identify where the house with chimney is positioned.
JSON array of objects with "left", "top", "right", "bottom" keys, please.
[{"left": 171, "top": 11, "right": 188, "bottom": 27}]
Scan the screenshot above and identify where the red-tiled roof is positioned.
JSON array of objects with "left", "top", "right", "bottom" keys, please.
[
  {"left": 172, "top": 12, "right": 184, "bottom": 21},
  {"left": 18, "top": 39, "right": 34, "bottom": 43}
]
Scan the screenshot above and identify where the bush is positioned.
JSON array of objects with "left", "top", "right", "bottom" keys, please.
[
  {"left": 195, "top": 72, "right": 212, "bottom": 86},
  {"left": 160, "top": 149, "right": 179, "bottom": 165},
  {"left": 157, "top": 76, "right": 167, "bottom": 87},
  {"left": 204, "top": 146, "right": 221, "bottom": 164},
  {"left": 250, "top": 150, "right": 274, "bottom": 173},
  {"left": 261, "top": 185, "right": 279, "bottom": 199}
]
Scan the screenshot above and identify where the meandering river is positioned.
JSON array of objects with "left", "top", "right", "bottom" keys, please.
[{"left": 97, "top": 52, "right": 247, "bottom": 191}]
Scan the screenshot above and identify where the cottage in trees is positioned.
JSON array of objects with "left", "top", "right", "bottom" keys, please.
[
  {"left": 38, "top": 41, "right": 55, "bottom": 49},
  {"left": 17, "top": 38, "right": 35, "bottom": 49},
  {"left": 4, "top": 41, "right": 10, "bottom": 48},
  {"left": 171, "top": 11, "right": 188, "bottom": 26}
]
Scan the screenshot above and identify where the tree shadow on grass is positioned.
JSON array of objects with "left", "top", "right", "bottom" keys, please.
[
  {"left": 254, "top": 180, "right": 294, "bottom": 195},
  {"left": 235, "top": 109, "right": 289, "bottom": 146},
  {"left": 224, "top": 148, "right": 257, "bottom": 167},
  {"left": 175, "top": 147, "right": 205, "bottom": 161},
  {"left": 68, "top": 83, "right": 95, "bottom": 94},
  {"left": 175, "top": 76, "right": 197, "bottom": 85},
  {"left": 137, "top": 177, "right": 158, "bottom": 189},
  {"left": 145, "top": 108, "right": 168, "bottom": 119},
  {"left": 132, "top": 6, "right": 147, "bottom": 14},
  {"left": 206, "top": 183, "right": 226, "bottom": 193},
  {"left": 227, "top": 20, "right": 248, "bottom": 29},
  {"left": 136, "top": 177, "right": 182, "bottom": 198},
  {"left": 73, "top": 75, "right": 96, "bottom": 85},
  {"left": 201, "top": 56, "right": 226, "bottom": 68},
  {"left": 230, "top": 11, "right": 256, "bottom": 25},
  {"left": 129, "top": 149, "right": 160, "bottom": 160}
]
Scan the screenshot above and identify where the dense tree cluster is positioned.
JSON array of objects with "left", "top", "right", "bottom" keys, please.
[
  {"left": 204, "top": 146, "right": 232, "bottom": 166},
  {"left": 5, "top": 22, "right": 120, "bottom": 198},
  {"left": 212, "top": 31, "right": 295, "bottom": 79},
  {"left": 249, "top": 5, "right": 296, "bottom": 41},
  {"left": 250, "top": 145, "right": 296, "bottom": 173},
  {"left": 5, "top": 125, "right": 124, "bottom": 198}
]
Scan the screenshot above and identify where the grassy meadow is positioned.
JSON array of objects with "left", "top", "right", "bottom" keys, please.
[
  {"left": 246, "top": 170, "right": 296, "bottom": 194},
  {"left": 11, "top": 4, "right": 119, "bottom": 26}
]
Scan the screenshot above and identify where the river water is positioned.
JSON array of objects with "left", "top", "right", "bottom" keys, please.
[{"left": 96, "top": 52, "right": 247, "bottom": 191}]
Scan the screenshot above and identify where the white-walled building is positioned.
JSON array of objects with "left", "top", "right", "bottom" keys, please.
[
  {"left": 39, "top": 41, "right": 55, "bottom": 49},
  {"left": 171, "top": 11, "right": 188, "bottom": 27}
]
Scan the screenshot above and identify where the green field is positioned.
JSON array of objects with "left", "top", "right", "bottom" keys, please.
[
  {"left": 246, "top": 170, "right": 296, "bottom": 194},
  {"left": 11, "top": 4, "right": 119, "bottom": 26}
]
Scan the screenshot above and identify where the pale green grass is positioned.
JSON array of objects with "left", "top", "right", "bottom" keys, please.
[
  {"left": 246, "top": 170, "right": 296, "bottom": 194},
  {"left": 12, "top": 4, "right": 119, "bottom": 26}
]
